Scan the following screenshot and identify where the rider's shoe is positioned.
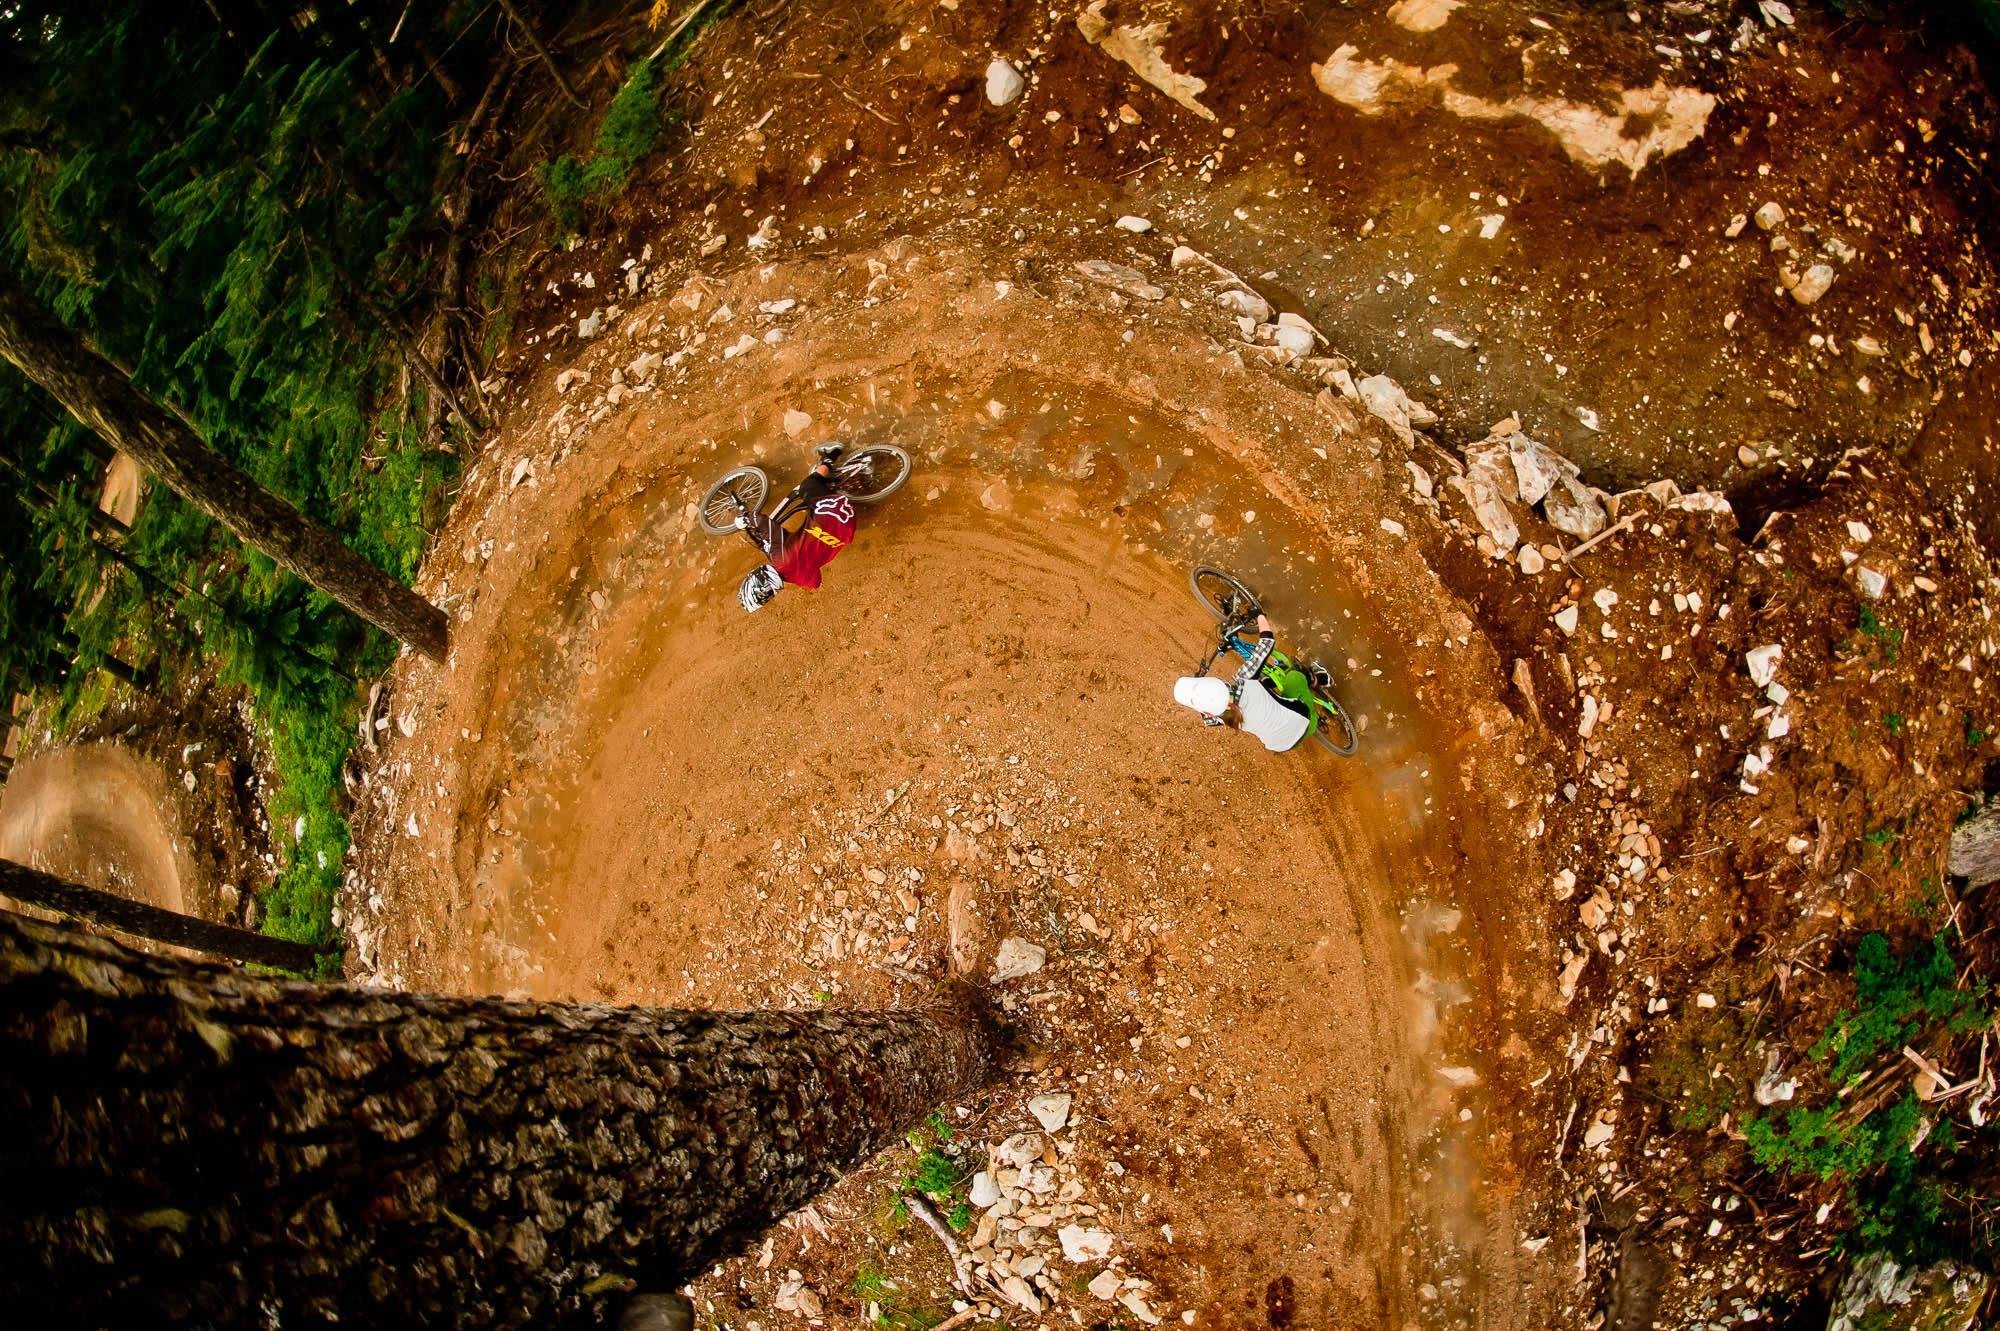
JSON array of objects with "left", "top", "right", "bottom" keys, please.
[
  {"left": 1307, "top": 660, "right": 1333, "bottom": 690},
  {"left": 815, "top": 442, "right": 844, "bottom": 465}
]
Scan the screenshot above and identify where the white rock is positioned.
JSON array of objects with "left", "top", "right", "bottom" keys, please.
[
  {"left": 1554, "top": 605, "right": 1580, "bottom": 634},
  {"left": 1438, "top": 1066, "right": 1481, "bottom": 1087},
  {"left": 1506, "top": 434, "right": 1569, "bottom": 506},
  {"left": 1405, "top": 459, "right": 1434, "bottom": 498},
  {"left": 1074, "top": 259, "right": 1164, "bottom": 301},
  {"left": 995, "top": 1133, "right": 1042, "bottom": 1169},
  {"left": 1449, "top": 468, "right": 1518, "bottom": 555},
  {"left": 1578, "top": 693, "right": 1599, "bottom": 739},
  {"left": 1582, "top": 1116, "right": 1615, "bottom": 1148},
  {"left": 1592, "top": 588, "right": 1619, "bottom": 614},
  {"left": 1216, "top": 287, "right": 1274, "bottom": 322},
  {"left": 970, "top": 1171, "right": 1001, "bottom": 1208},
  {"left": 1790, "top": 263, "right": 1836, "bottom": 305},
  {"left": 1379, "top": 517, "right": 1407, "bottom": 538},
  {"left": 1543, "top": 472, "right": 1608, "bottom": 539},
  {"left": 992, "top": 937, "right": 1046, "bottom": 981},
  {"left": 1724, "top": 212, "right": 1749, "bottom": 238},
  {"left": 1356, "top": 374, "right": 1415, "bottom": 446},
  {"left": 1088, "top": 1270, "right": 1124, "bottom": 1300},
  {"left": 1268, "top": 322, "right": 1314, "bottom": 360},
  {"left": 1745, "top": 644, "right": 1784, "bottom": 687},
  {"left": 1478, "top": 213, "right": 1505, "bottom": 239},
  {"left": 626, "top": 352, "right": 662, "bottom": 382},
  {"left": 1846, "top": 519, "right": 1874, "bottom": 544},
  {"left": 1118, "top": 1290, "right": 1163, "bottom": 1325},
  {"left": 1517, "top": 545, "right": 1545, "bottom": 575},
  {"left": 555, "top": 368, "right": 590, "bottom": 394},
  {"left": 1854, "top": 565, "right": 1887, "bottom": 599},
  {"left": 1754, "top": 201, "right": 1786, "bottom": 231},
  {"left": 782, "top": 410, "right": 812, "bottom": 438},
  {"left": 999, "top": 1276, "right": 1043, "bottom": 1313},
  {"left": 985, "top": 58, "right": 1026, "bottom": 106},
  {"left": 1029, "top": 1092, "right": 1073, "bottom": 1133},
  {"left": 577, "top": 311, "right": 603, "bottom": 339},
  {"left": 1114, "top": 215, "right": 1153, "bottom": 233},
  {"left": 1059, "top": 1225, "right": 1115, "bottom": 1263}
]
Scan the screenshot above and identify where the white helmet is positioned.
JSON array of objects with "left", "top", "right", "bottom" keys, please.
[
  {"left": 739, "top": 565, "right": 782, "bottom": 613},
  {"left": 1173, "top": 676, "right": 1231, "bottom": 716}
]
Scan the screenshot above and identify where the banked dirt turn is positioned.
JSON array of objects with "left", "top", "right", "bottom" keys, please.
[{"left": 349, "top": 226, "right": 1555, "bottom": 1328}]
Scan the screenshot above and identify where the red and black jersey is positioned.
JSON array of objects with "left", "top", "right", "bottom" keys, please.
[{"left": 745, "top": 472, "right": 857, "bottom": 590}]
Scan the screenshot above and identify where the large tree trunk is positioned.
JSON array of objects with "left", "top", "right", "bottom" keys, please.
[
  {"left": 0, "top": 910, "right": 995, "bottom": 1329},
  {"left": 0, "top": 858, "right": 320, "bottom": 971},
  {"left": 0, "top": 277, "right": 449, "bottom": 660}
]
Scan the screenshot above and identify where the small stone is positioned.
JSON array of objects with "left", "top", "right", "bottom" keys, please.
[
  {"left": 979, "top": 479, "right": 1012, "bottom": 513},
  {"left": 1724, "top": 212, "right": 1749, "bottom": 238},
  {"left": 782, "top": 409, "right": 812, "bottom": 437},
  {"left": 1074, "top": 260, "right": 1164, "bottom": 301},
  {"left": 1438, "top": 1066, "right": 1481, "bottom": 1087},
  {"left": 577, "top": 311, "right": 603, "bottom": 339},
  {"left": 1855, "top": 566, "right": 1887, "bottom": 599},
  {"left": 985, "top": 58, "right": 1026, "bottom": 106},
  {"left": 1268, "top": 322, "right": 1314, "bottom": 359},
  {"left": 1517, "top": 546, "right": 1545, "bottom": 575},
  {"left": 992, "top": 937, "right": 1046, "bottom": 982},
  {"left": 1029, "top": 1092, "right": 1072, "bottom": 1132},
  {"left": 1696, "top": 992, "right": 1718, "bottom": 1008},
  {"left": 556, "top": 368, "right": 590, "bottom": 394},
  {"left": 1088, "top": 1270, "right": 1123, "bottom": 1300},
  {"left": 1379, "top": 517, "right": 1407, "bottom": 538},
  {"left": 1114, "top": 215, "right": 1153, "bottom": 233},
  {"left": 995, "top": 1133, "right": 1042, "bottom": 1169},
  {"left": 1059, "top": 1225, "right": 1114, "bottom": 1263},
  {"left": 1754, "top": 201, "right": 1786, "bottom": 231},
  {"left": 1216, "top": 287, "right": 1274, "bottom": 322},
  {"left": 1746, "top": 644, "right": 1783, "bottom": 687},
  {"left": 1406, "top": 459, "right": 1434, "bottom": 498},
  {"left": 1790, "top": 263, "right": 1836, "bottom": 305},
  {"left": 970, "top": 1172, "right": 1001, "bottom": 1208},
  {"left": 1737, "top": 444, "right": 1760, "bottom": 466},
  {"left": 1583, "top": 1116, "right": 1616, "bottom": 1148},
  {"left": 626, "top": 352, "right": 662, "bottom": 382},
  {"left": 1554, "top": 605, "right": 1579, "bottom": 634}
]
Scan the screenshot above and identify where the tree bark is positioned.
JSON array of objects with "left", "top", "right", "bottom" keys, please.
[
  {"left": 1950, "top": 799, "right": 2000, "bottom": 889},
  {"left": 496, "top": 0, "right": 586, "bottom": 108},
  {"left": 0, "top": 858, "right": 319, "bottom": 971},
  {"left": 0, "top": 909, "right": 996, "bottom": 1329},
  {"left": 0, "top": 277, "right": 449, "bottom": 660}
]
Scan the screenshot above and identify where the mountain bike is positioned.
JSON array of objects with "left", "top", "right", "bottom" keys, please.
[
  {"left": 696, "top": 444, "right": 913, "bottom": 538},
  {"left": 1188, "top": 564, "right": 1358, "bottom": 756}
]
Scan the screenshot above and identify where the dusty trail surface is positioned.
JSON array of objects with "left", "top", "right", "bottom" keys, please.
[{"left": 0, "top": 744, "right": 193, "bottom": 916}]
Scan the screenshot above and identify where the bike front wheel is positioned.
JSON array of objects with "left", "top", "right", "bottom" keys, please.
[
  {"left": 698, "top": 466, "right": 771, "bottom": 535},
  {"left": 1310, "top": 689, "right": 1359, "bottom": 756},
  {"left": 1189, "top": 565, "right": 1262, "bottom": 622},
  {"left": 833, "top": 445, "right": 911, "bottom": 504}
]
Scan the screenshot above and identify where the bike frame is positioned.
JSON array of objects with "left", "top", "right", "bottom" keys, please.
[{"left": 1192, "top": 615, "right": 1334, "bottom": 730}]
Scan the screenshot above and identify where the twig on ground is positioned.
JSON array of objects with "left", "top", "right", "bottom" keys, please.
[
  {"left": 901, "top": 1192, "right": 978, "bottom": 1296},
  {"left": 1561, "top": 514, "right": 1640, "bottom": 565}
]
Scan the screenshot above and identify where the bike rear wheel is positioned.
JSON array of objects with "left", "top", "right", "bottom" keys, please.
[
  {"left": 832, "top": 445, "right": 911, "bottom": 504},
  {"left": 1189, "top": 565, "right": 1262, "bottom": 622},
  {"left": 1310, "top": 688, "right": 1359, "bottom": 756},
  {"left": 698, "top": 466, "right": 771, "bottom": 535}
]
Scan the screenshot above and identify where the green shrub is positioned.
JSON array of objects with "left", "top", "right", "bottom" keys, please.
[
  {"left": 540, "top": 58, "right": 668, "bottom": 233},
  {"left": 1744, "top": 934, "right": 1992, "bottom": 1265}
]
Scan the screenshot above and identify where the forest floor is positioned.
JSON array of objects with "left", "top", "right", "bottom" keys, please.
[{"left": 15, "top": 0, "right": 1999, "bottom": 1327}]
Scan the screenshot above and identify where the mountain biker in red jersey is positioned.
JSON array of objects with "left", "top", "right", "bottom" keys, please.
[{"left": 736, "top": 443, "right": 856, "bottom": 612}]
